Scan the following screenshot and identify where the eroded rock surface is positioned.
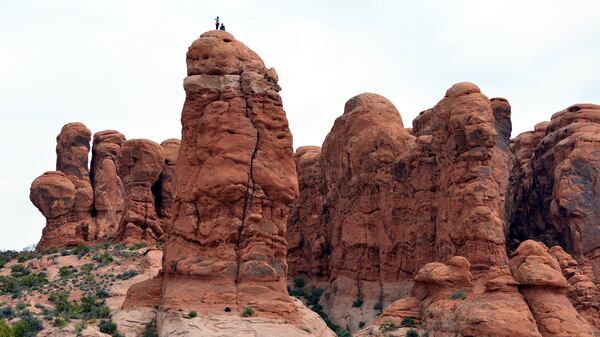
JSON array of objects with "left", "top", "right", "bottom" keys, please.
[
  {"left": 117, "top": 139, "right": 165, "bottom": 245},
  {"left": 287, "top": 83, "right": 512, "bottom": 331},
  {"left": 510, "top": 240, "right": 594, "bottom": 337},
  {"left": 509, "top": 104, "right": 600, "bottom": 281},
  {"left": 31, "top": 124, "right": 179, "bottom": 249},
  {"left": 91, "top": 130, "right": 126, "bottom": 239}
]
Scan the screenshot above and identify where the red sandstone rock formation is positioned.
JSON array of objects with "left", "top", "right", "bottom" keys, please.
[
  {"left": 91, "top": 130, "right": 126, "bottom": 239},
  {"left": 509, "top": 240, "right": 594, "bottom": 337},
  {"left": 287, "top": 83, "right": 513, "bottom": 331},
  {"left": 509, "top": 104, "right": 600, "bottom": 283},
  {"left": 31, "top": 123, "right": 179, "bottom": 249},
  {"left": 155, "top": 139, "right": 180, "bottom": 232},
  {"left": 33, "top": 123, "right": 96, "bottom": 250},
  {"left": 549, "top": 245, "right": 600, "bottom": 331},
  {"left": 117, "top": 139, "right": 165, "bottom": 245},
  {"left": 160, "top": 30, "right": 298, "bottom": 318}
]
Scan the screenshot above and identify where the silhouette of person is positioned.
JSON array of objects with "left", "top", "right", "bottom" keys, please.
[
  {"left": 214, "top": 16, "right": 220, "bottom": 30},
  {"left": 219, "top": 23, "right": 226, "bottom": 31}
]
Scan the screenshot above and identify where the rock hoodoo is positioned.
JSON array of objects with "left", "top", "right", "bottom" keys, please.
[
  {"left": 117, "top": 139, "right": 165, "bottom": 244},
  {"left": 31, "top": 124, "right": 178, "bottom": 249},
  {"left": 287, "top": 83, "right": 513, "bottom": 330},
  {"left": 91, "top": 130, "right": 126, "bottom": 239},
  {"left": 118, "top": 30, "right": 334, "bottom": 337}
]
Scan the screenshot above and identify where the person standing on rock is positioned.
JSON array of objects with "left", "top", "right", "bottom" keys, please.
[
  {"left": 214, "top": 16, "right": 219, "bottom": 30},
  {"left": 219, "top": 23, "right": 226, "bottom": 31}
]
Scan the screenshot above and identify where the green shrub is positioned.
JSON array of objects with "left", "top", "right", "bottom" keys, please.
[
  {"left": 0, "top": 319, "right": 14, "bottom": 337},
  {"left": 92, "top": 253, "right": 113, "bottom": 266},
  {"left": 293, "top": 276, "right": 305, "bottom": 289},
  {"left": 11, "top": 313, "right": 43, "bottom": 337},
  {"left": 241, "top": 307, "right": 253, "bottom": 317},
  {"left": 74, "top": 245, "right": 90, "bottom": 258},
  {"left": 116, "top": 270, "right": 138, "bottom": 280},
  {"left": 59, "top": 266, "right": 76, "bottom": 279},
  {"left": 15, "top": 303, "right": 27, "bottom": 312},
  {"left": 406, "top": 328, "right": 419, "bottom": 337},
  {"left": 351, "top": 298, "right": 363, "bottom": 308},
  {"left": 53, "top": 316, "right": 67, "bottom": 328},
  {"left": 142, "top": 321, "right": 157, "bottom": 337},
  {"left": 358, "top": 321, "right": 365, "bottom": 329},
  {"left": 128, "top": 243, "right": 146, "bottom": 251},
  {"left": 401, "top": 317, "right": 416, "bottom": 327},
  {"left": 373, "top": 301, "right": 383, "bottom": 311},
  {"left": 98, "top": 320, "right": 117, "bottom": 335},
  {"left": 41, "top": 247, "right": 58, "bottom": 255},
  {"left": 379, "top": 320, "right": 398, "bottom": 332},
  {"left": 0, "top": 308, "right": 15, "bottom": 320},
  {"left": 451, "top": 289, "right": 467, "bottom": 300},
  {"left": 187, "top": 311, "right": 197, "bottom": 319},
  {"left": 74, "top": 321, "right": 87, "bottom": 335},
  {"left": 10, "top": 266, "right": 29, "bottom": 278},
  {"left": 95, "top": 288, "right": 111, "bottom": 299}
]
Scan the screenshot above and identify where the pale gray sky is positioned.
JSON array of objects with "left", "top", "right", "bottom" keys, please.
[{"left": 1, "top": 0, "right": 599, "bottom": 250}]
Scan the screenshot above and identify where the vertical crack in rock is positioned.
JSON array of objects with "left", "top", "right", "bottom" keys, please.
[{"left": 234, "top": 86, "right": 262, "bottom": 304}]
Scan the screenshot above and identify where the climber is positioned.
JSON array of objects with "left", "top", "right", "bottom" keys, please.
[
  {"left": 214, "top": 16, "right": 220, "bottom": 30},
  {"left": 219, "top": 23, "right": 226, "bottom": 31}
]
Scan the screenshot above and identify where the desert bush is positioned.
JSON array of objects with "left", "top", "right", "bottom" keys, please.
[
  {"left": 53, "top": 316, "right": 67, "bottom": 328},
  {"left": 451, "top": 289, "right": 467, "bottom": 300},
  {"left": 59, "top": 266, "right": 76, "bottom": 279},
  {"left": 351, "top": 298, "right": 363, "bottom": 308},
  {"left": 358, "top": 321, "right": 365, "bottom": 329},
  {"left": 241, "top": 307, "right": 253, "bottom": 317},
  {"left": 0, "top": 307, "right": 15, "bottom": 320},
  {"left": 373, "top": 301, "right": 383, "bottom": 311},
  {"left": 116, "top": 270, "right": 138, "bottom": 280},
  {"left": 293, "top": 276, "right": 305, "bottom": 289},
  {"left": 11, "top": 312, "right": 43, "bottom": 337},
  {"left": 142, "top": 321, "right": 157, "bottom": 337},
  {"left": 128, "top": 243, "right": 146, "bottom": 251},
  {"left": 406, "top": 328, "right": 419, "bottom": 337},
  {"left": 0, "top": 319, "right": 14, "bottom": 337},
  {"left": 95, "top": 288, "right": 111, "bottom": 299},
  {"left": 379, "top": 320, "right": 398, "bottom": 332},
  {"left": 74, "top": 245, "right": 90, "bottom": 258},
  {"left": 401, "top": 317, "right": 416, "bottom": 327},
  {"left": 98, "top": 320, "right": 120, "bottom": 336},
  {"left": 187, "top": 311, "right": 197, "bottom": 319}
]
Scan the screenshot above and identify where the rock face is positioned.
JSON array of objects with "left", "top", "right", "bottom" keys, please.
[
  {"left": 287, "top": 83, "right": 512, "bottom": 331},
  {"left": 91, "top": 130, "right": 126, "bottom": 239},
  {"left": 122, "top": 30, "right": 336, "bottom": 337},
  {"left": 33, "top": 123, "right": 96, "bottom": 250},
  {"left": 549, "top": 245, "right": 600, "bottom": 332},
  {"left": 509, "top": 240, "right": 595, "bottom": 337},
  {"left": 155, "top": 139, "right": 180, "bottom": 231},
  {"left": 117, "top": 139, "right": 165, "bottom": 244},
  {"left": 160, "top": 30, "right": 299, "bottom": 317},
  {"left": 31, "top": 123, "right": 179, "bottom": 249},
  {"left": 509, "top": 104, "right": 600, "bottom": 284}
]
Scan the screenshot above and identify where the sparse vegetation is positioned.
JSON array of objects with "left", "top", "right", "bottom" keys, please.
[
  {"left": 379, "top": 320, "right": 398, "bottom": 332},
  {"left": 0, "top": 319, "right": 14, "bottom": 337},
  {"left": 142, "top": 321, "right": 157, "bottom": 337},
  {"left": 293, "top": 276, "right": 305, "bottom": 289},
  {"left": 241, "top": 307, "right": 254, "bottom": 317},
  {"left": 73, "top": 245, "right": 90, "bottom": 258},
  {"left": 0, "top": 265, "right": 48, "bottom": 298},
  {"left": 128, "top": 243, "right": 146, "bottom": 251},
  {"left": 358, "top": 321, "right": 365, "bottom": 329},
  {"left": 351, "top": 298, "right": 363, "bottom": 308},
  {"left": 451, "top": 289, "right": 467, "bottom": 300},
  {"left": 11, "top": 312, "right": 43, "bottom": 337},
  {"left": 401, "top": 317, "right": 416, "bottom": 327},
  {"left": 58, "top": 266, "right": 76, "bottom": 279},
  {"left": 98, "top": 320, "right": 117, "bottom": 335},
  {"left": 116, "top": 270, "right": 138, "bottom": 280},
  {"left": 406, "top": 328, "right": 420, "bottom": 337},
  {"left": 188, "top": 311, "right": 197, "bottom": 319},
  {"left": 92, "top": 253, "right": 113, "bottom": 266},
  {"left": 373, "top": 301, "right": 383, "bottom": 311}
]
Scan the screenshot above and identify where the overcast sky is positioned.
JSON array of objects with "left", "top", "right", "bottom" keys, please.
[{"left": 1, "top": 0, "right": 599, "bottom": 250}]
